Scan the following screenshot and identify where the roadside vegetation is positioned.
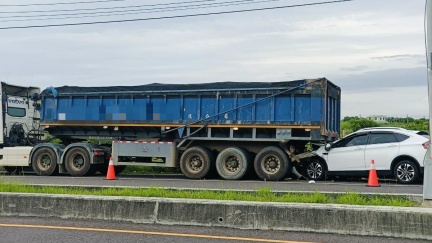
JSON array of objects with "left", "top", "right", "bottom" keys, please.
[
  {"left": 341, "top": 116, "right": 429, "bottom": 136},
  {"left": 0, "top": 180, "right": 416, "bottom": 207},
  {"left": 122, "top": 165, "right": 181, "bottom": 174}
]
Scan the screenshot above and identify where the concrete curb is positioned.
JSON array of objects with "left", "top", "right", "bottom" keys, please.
[{"left": 1, "top": 192, "right": 431, "bottom": 240}]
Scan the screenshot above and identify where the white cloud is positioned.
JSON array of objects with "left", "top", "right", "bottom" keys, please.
[
  {"left": 0, "top": 0, "right": 429, "bottom": 118},
  {"left": 342, "top": 86, "right": 429, "bottom": 119}
]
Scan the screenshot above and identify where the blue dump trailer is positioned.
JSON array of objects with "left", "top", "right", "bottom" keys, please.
[{"left": 0, "top": 78, "right": 340, "bottom": 180}]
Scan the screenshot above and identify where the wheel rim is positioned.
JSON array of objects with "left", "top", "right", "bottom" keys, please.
[
  {"left": 261, "top": 155, "right": 281, "bottom": 175},
  {"left": 71, "top": 153, "right": 85, "bottom": 170},
  {"left": 186, "top": 155, "right": 204, "bottom": 173},
  {"left": 37, "top": 154, "right": 52, "bottom": 170},
  {"left": 222, "top": 155, "right": 241, "bottom": 173},
  {"left": 396, "top": 162, "right": 415, "bottom": 182},
  {"left": 307, "top": 161, "right": 322, "bottom": 179}
]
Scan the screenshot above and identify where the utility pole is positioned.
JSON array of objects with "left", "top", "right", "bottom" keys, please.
[{"left": 424, "top": 0, "right": 432, "bottom": 200}]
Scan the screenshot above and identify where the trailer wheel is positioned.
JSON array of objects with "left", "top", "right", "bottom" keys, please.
[
  {"left": 254, "top": 146, "right": 290, "bottom": 181},
  {"left": 32, "top": 148, "right": 58, "bottom": 176},
  {"left": 64, "top": 147, "right": 91, "bottom": 176},
  {"left": 216, "top": 147, "right": 250, "bottom": 180},
  {"left": 180, "top": 146, "right": 214, "bottom": 179}
]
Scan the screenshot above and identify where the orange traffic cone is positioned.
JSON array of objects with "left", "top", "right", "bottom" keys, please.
[
  {"left": 366, "top": 160, "right": 380, "bottom": 187},
  {"left": 104, "top": 157, "right": 117, "bottom": 180}
]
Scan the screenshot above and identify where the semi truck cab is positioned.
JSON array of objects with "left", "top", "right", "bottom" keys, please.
[{"left": 0, "top": 82, "right": 41, "bottom": 147}]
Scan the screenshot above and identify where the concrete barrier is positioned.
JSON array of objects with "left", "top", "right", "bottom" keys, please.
[{"left": 1, "top": 192, "right": 431, "bottom": 240}]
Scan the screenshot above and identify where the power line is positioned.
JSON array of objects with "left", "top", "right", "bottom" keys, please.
[
  {"left": 0, "top": 0, "right": 267, "bottom": 19},
  {"left": 0, "top": 0, "right": 222, "bottom": 13},
  {"left": 0, "top": 0, "right": 354, "bottom": 30},
  {"left": 0, "top": 0, "right": 130, "bottom": 7},
  {"left": 0, "top": 0, "right": 279, "bottom": 22}
]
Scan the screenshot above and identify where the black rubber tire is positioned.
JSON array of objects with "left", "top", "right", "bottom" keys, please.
[
  {"left": 64, "top": 147, "right": 91, "bottom": 176},
  {"left": 303, "top": 159, "right": 327, "bottom": 181},
  {"left": 180, "top": 146, "right": 214, "bottom": 179},
  {"left": 393, "top": 160, "right": 420, "bottom": 184},
  {"left": 31, "top": 148, "right": 58, "bottom": 176},
  {"left": 216, "top": 147, "right": 250, "bottom": 180},
  {"left": 254, "top": 146, "right": 290, "bottom": 181}
]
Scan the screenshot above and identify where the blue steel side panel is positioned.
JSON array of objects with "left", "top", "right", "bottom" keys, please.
[
  {"left": 42, "top": 98, "right": 55, "bottom": 121},
  {"left": 327, "top": 96, "right": 339, "bottom": 132},
  {"left": 310, "top": 95, "right": 323, "bottom": 122},
  {"left": 40, "top": 81, "right": 336, "bottom": 127},
  {"left": 42, "top": 95, "right": 326, "bottom": 124},
  {"left": 183, "top": 96, "right": 198, "bottom": 121},
  {"left": 152, "top": 96, "right": 164, "bottom": 120},
  {"left": 294, "top": 95, "right": 312, "bottom": 122},
  {"left": 275, "top": 95, "right": 291, "bottom": 121},
  {"left": 218, "top": 96, "right": 235, "bottom": 120},
  {"left": 237, "top": 96, "right": 253, "bottom": 121},
  {"left": 201, "top": 96, "right": 216, "bottom": 120},
  {"left": 165, "top": 96, "right": 181, "bottom": 120},
  {"left": 255, "top": 95, "right": 271, "bottom": 121}
]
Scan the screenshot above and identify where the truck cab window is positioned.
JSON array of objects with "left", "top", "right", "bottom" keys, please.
[{"left": 7, "top": 107, "right": 26, "bottom": 117}]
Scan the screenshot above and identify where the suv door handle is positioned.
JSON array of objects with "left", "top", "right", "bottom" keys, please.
[
  {"left": 387, "top": 144, "right": 397, "bottom": 147},
  {"left": 355, "top": 147, "right": 363, "bottom": 150}
]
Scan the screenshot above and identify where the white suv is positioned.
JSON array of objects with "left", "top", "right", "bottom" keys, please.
[{"left": 304, "top": 127, "right": 430, "bottom": 184}]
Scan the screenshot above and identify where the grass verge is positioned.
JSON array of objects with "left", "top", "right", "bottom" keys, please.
[
  {"left": 0, "top": 181, "right": 417, "bottom": 207},
  {"left": 122, "top": 166, "right": 181, "bottom": 175}
]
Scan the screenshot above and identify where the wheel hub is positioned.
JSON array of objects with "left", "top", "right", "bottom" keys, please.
[
  {"left": 263, "top": 156, "right": 280, "bottom": 173},
  {"left": 397, "top": 164, "right": 414, "bottom": 181},
  {"left": 228, "top": 158, "right": 238, "bottom": 168},
  {"left": 189, "top": 156, "right": 203, "bottom": 171},
  {"left": 41, "top": 155, "right": 51, "bottom": 168},
  {"left": 307, "top": 162, "right": 322, "bottom": 179},
  {"left": 268, "top": 161, "right": 277, "bottom": 169},
  {"left": 73, "top": 155, "right": 84, "bottom": 168}
]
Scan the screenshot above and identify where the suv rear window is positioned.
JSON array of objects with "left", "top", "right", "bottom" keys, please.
[
  {"left": 368, "top": 133, "right": 397, "bottom": 144},
  {"left": 394, "top": 133, "right": 409, "bottom": 142}
]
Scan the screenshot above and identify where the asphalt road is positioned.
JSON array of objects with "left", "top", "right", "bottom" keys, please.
[
  {"left": 0, "top": 217, "right": 428, "bottom": 243},
  {"left": 0, "top": 173, "right": 424, "bottom": 195}
]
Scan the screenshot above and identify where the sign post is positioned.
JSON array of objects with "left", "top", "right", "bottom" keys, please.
[{"left": 424, "top": 0, "right": 432, "bottom": 200}]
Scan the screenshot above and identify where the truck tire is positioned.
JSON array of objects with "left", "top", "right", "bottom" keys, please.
[
  {"left": 180, "top": 146, "right": 214, "bottom": 179},
  {"left": 64, "top": 147, "right": 91, "bottom": 176},
  {"left": 254, "top": 146, "right": 290, "bottom": 181},
  {"left": 216, "top": 147, "right": 250, "bottom": 180},
  {"left": 32, "top": 148, "right": 58, "bottom": 176}
]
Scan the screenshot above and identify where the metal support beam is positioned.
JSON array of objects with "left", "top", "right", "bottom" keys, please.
[{"left": 424, "top": 0, "right": 432, "bottom": 200}]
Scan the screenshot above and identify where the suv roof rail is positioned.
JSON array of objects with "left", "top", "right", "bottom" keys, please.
[{"left": 357, "top": 127, "right": 407, "bottom": 132}]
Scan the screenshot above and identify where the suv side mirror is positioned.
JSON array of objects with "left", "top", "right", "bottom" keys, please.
[{"left": 324, "top": 143, "right": 332, "bottom": 151}]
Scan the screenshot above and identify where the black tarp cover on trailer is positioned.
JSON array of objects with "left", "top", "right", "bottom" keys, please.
[{"left": 40, "top": 78, "right": 329, "bottom": 96}]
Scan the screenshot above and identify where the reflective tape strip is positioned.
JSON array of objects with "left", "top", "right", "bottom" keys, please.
[{"left": 114, "top": 140, "right": 172, "bottom": 144}]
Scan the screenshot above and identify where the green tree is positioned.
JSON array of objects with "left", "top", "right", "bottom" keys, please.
[
  {"left": 340, "top": 117, "right": 379, "bottom": 136},
  {"left": 340, "top": 116, "right": 430, "bottom": 137}
]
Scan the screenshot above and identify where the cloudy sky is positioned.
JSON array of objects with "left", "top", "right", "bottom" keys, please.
[{"left": 0, "top": 0, "right": 429, "bottom": 118}]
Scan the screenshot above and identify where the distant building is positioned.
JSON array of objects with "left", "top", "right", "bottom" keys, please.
[{"left": 367, "top": 115, "right": 388, "bottom": 123}]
